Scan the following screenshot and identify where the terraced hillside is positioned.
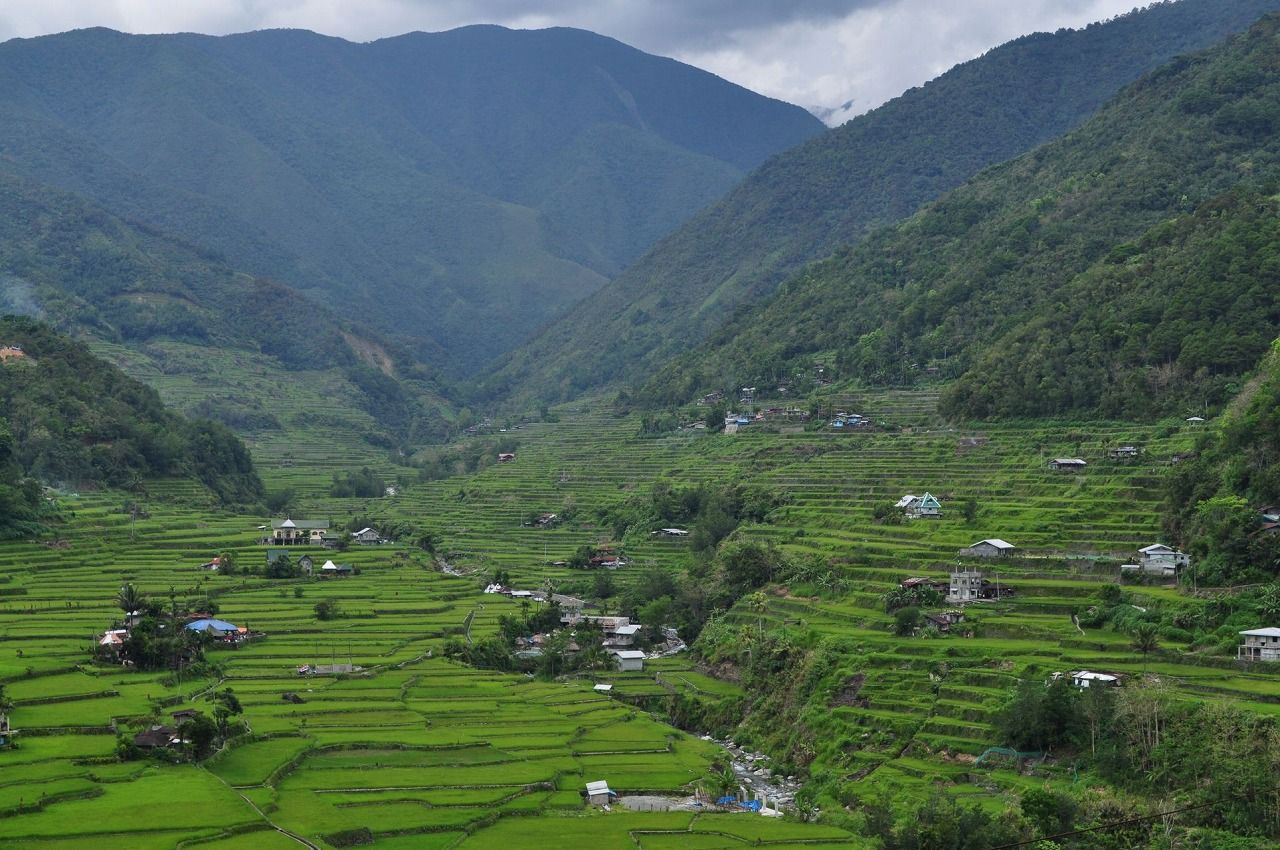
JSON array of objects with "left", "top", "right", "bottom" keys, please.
[{"left": 1, "top": 388, "right": 1275, "bottom": 846}]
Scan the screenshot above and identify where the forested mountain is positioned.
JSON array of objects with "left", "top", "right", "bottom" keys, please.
[
  {"left": 634, "top": 15, "right": 1280, "bottom": 421},
  {"left": 482, "top": 0, "right": 1280, "bottom": 406},
  {"left": 0, "top": 316, "right": 263, "bottom": 520},
  {"left": 0, "top": 169, "right": 450, "bottom": 446},
  {"left": 0, "top": 25, "right": 821, "bottom": 371}
]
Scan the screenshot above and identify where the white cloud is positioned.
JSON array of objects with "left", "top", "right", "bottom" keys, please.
[{"left": 0, "top": 0, "right": 1147, "bottom": 119}]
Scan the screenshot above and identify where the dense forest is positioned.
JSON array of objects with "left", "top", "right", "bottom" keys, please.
[
  {"left": 633, "top": 15, "right": 1280, "bottom": 421},
  {"left": 0, "top": 25, "right": 820, "bottom": 370},
  {"left": 0, "top": 316, "right": 264, "bottom": 511},
  {"left": 479, "top": 0, "right": 1280, "bottom": 409}
]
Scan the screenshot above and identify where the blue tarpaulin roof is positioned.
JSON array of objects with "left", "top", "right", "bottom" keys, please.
[{"left": 186, "top": 618, "right": 238, "bottom": 633}]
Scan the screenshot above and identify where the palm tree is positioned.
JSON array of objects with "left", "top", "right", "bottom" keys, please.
[
  {"left": 1131, "top": 622, "right": 1160, "bottom": 673},
  {"left": 747, "top": 591, "right": 769, "bottom": 636},
  {"left": 116, "top": 583, "right": 143, "bottom": 615}
]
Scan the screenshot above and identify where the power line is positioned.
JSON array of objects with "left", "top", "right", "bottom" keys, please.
[{"left": 985, "top": 800, "right": 1218, "bottom": 850}]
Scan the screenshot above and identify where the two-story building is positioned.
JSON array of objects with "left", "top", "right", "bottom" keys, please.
[{"left": 1239, "top": 627, "right": 1280, "bottom": 662}]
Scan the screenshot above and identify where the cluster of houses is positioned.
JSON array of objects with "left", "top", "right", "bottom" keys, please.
[
  {"left": 97, "top": 613, "right": 259, "bottom": 664},
  {"left": 830, "top": 412, "right": 867, "bottom": 429},
  {"left": 483, "top": 585, "right": 683, "bottom": 671},
  {"left": 259, "top": 519, "right": 387, "bottom": 548},
  {"left": 266, "top": 551, "right": 354, "bottom": 577},
  {"left": 1047, "top": 446, "right": 1144, "bottom": 470},
  {"left": 723, "top": 408, "right": 811, "bottom": 433}
]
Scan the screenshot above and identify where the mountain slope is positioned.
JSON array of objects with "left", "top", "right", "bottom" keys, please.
[
  {"left": 1165, "top": 338, "right": 1280, "bottom": 585},
  {"left": 483, "top": 0, "right": 1280, "bottom": 405},
  {"left": 0, "top": 168, "right": 452, "bottom": 447},
  {"left": 0, "top": 25, "right": 822, "bottom": 370},
  {"left": 638, "top": 15, "right": 1280, "bottom": 421},
  {"left": 0, "top": 316, "right": 263, "bottom": 510}
]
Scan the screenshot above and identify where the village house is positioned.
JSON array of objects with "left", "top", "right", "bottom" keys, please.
[
  {"left": 959, "top": 538, "right": 1017, "bottom": 558},
  {"left": 553, "top": 594, "right": 586, "bottom": 624},
  {"left": 1135, "top": 544, "right": 1190, "bottom": 576},
  {"left": 900, "top": 576, "right": 948, "bottom": 593},
  {"left": 948, "top": 571, "right": 985, "bottom": 604},
  {"left": 0, "top": 344, "right": 26, "bottom": 362},
  {"left": 533, "top": 513, "right": 558, "bottom": 528},
  {"left": 185, "top": 618, "right": 241, "bottom": 641},
  {"left": 1108, "top": 446, "right": 1141, "bottom": 461},
  {"left": 133, "top": 725, "right": 180, "bottom": 749},
  {"left": 652, "top": 527, "right": 690, "bottom": 537},
  {"left": 197, "top": 556, "right": 222, "bottom": 572},
  {"left": 264, "top": 519, "right": 330, "bottom": 546},
  {"left": 605, "top": 623, "right": 643, "bottom": 648},
  {"left": 611, "top": 649, "right": 645, "bottom": 672},
  {"left": 585, "top": 780, "right": 616, "bottom": 806},
  {"left": 352, "top": 527, "right": 381, "bottom": 544},
  {"left": 924, "top": 611, "right": 965, "bottom": 632},
  {"left": 1238, "top": 628, "right": 1280, "bottom": 662},
  {"left": 1049, "top": 458, "right": 1088, "bottom": 472},
  {"left": 0, "top": 711, "right": 11, "bottom": 747},
  {"left": 1070, "top": 671, "right": 1120, "bottom": 688},
  {"left": 320, "top": 560, "right": 353, "bottom": 577},
  {"left": 896, "top": 492, "right": 941, "bottom": 519},
  {"left": 497, "top": 452, "right": 516, "bottom": 463},
  {"left": 947, "top": 570, "right": 1012, "bottom": 603},
  {"left": 297, "top": 555, "right": 314, "bottom": 576}
]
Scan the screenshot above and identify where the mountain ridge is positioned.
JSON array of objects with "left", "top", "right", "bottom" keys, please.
[{"left": 480, "top": 0, "right": 1280, "bottom": 407}]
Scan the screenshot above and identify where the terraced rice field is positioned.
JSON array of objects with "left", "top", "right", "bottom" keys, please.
[{"left": 1, "top": 387, "right": 1272, "bottom": 846}]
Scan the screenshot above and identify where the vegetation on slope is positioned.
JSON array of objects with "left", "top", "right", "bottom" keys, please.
[
  {"left": 0, "top": 169, "right": 452, "bottom": 445},
  {"left": 635, "top": 15, "right": 1280, "bottom": 420},
  {"left": 481, "top": 0, "right": 1280, "bottom": 407},
  {"left": 0, "top": 25, "right": 821, "bottom": 369},
  {"left": 0, "top": 316, "right": 263, "bottom": 509},
  {"left": 1166, "top": 339, "right": 1280, "bottom": 585}
]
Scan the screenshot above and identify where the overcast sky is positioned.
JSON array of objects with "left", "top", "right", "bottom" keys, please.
[{"left": 0, "top": 0, "right": 1147, "bottom": 123}]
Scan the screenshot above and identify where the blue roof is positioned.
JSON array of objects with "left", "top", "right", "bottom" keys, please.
[{"left": 186, "top": 618, "right": 238, "bottom": 633}]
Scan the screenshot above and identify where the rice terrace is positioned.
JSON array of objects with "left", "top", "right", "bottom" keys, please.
[{"left": 5, "top": 2, "right": 1280, "bottom": 849}]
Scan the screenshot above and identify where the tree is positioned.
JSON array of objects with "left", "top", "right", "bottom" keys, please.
[
  {"left": 217, "top": 551, "right": 237, "bottom": 577},
  {"left": 178, "top": 713, "right": 219, "bottom": 760},
  {"left": 894, "top": 606, "right": 923, "bottom": 636},
  {"left": 267, "top": 552, "right": 294, "bottom": 579},
  {"left": 1131, "top": 622, "right": 1160, "bottom": 673},
  {"left": 314, "top": 600, "right": 341, "bottom": 621},
  {"left": 116, "top": 583, "right": 143, "bottom": 615},
  {"left": 962, "top": 497, "right": 979, "bottom": 524}
]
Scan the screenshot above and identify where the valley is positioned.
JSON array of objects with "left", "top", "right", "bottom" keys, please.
[{"left": 2, "top": 387, "right": 1276, "bottom": 848}]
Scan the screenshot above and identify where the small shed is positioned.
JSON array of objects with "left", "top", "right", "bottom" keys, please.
[
  {"left": 353, "top": 527, "right": 381, "bottom": 544},
  {"left": 585, "top": 780, "right": 615, "bottom": 806},
  {"left": 1050, "top": 458, "right": 1087, "bottom": 472},
  {"left": 960, "top": 539, "right": 1016, "bottom": 558},
  {"left": 1108, "top": 446, "right": 1141, "bottom": 461},
  {"left": 611, "top": 650, "right": 645, "bottom": 672}
]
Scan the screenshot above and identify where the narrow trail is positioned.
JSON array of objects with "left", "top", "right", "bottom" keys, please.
[{"left": 203, "top": 767, "right": 320, "bottom": 850}]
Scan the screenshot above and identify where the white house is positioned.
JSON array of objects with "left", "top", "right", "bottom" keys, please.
[
  {"left": 959, "top": 539, "right": 1016, "bottom": 558},
  {"left": 607, "top": 623, "right": 643, "bottom": 647},
  {"left": 896, "top": 493, "right": 942, "bottom": 519},
  {"left": 585, "top": 780, "right": 615, "bottom": 806},
  {"left": 1238, "top": 628, "right": 1280, "bottom": 662},
  {"left": 611, "top": 649, "right": 645, "bottom": 672},
  {"left": 1071, "top": 671, "right": 1120, "bottom": 688}
]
